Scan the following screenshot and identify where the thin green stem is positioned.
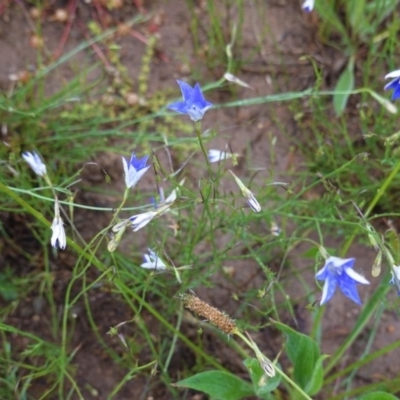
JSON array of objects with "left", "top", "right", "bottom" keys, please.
[
  {"left": 342, "top": 158, "right": 400, "bottom": 255},
  {"left": 195, "top": 121, "right": 212, "bottom": 174}
]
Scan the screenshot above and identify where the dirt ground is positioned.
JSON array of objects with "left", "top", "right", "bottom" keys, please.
[{"left": 1, "top": 0, "right": 400, "bottom": 399}]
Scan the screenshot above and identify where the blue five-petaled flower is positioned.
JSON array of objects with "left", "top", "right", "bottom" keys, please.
[
  {"left": 168, "top": 80, "right": 213, "bottom": 122},
  {"left": 122, "top": 152, "right": 150, "bottom": 189},
  {"left": 384, "top": 70, "right": 400, "bottom": 100},
  {"left": 316, "top": 256, "right": 370, "bottom": 305}
]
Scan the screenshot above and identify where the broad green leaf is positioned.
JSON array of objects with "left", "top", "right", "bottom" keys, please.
[
  {"left": 347, "top": 0, "right": 366, "bottom": 36},
  {"left": 304, "top": 354, "right": 328, "bottom": 395},
  {"left": 358, "top": 392, "right": 399, "bottom": 400},
  {"left": 301, "top": 247, "right": 320, "bottom": 259},
  {"left": 273, "top": 321, "right": 323, "bottom": 395},
  {"left": 333, "top": 58, "right": 355, "bottom": 117},
  {"left": 174, "top": 370, "right": 254, "bottom": 400},
  {"left": 243, "top": 358, "right": 281, "bottom": 396}
]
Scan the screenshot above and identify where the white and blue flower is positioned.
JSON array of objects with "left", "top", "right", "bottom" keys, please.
[
  {"left": 208, "top": 149, "right": 239, "bottom": 164},
  {"left": 122, "top": 152, "right": 150, "bottom": 189},
  {"left": 22, "top": 151, "right": 47, "bottom": 177},
  {"left": 384, "top": 69, "right": 400, "bottom": 100},
  {"left": 229, "top": 170, "right": 261, "bottom": 213},
  {"left": 316, "top": 256, "right": 370, "bottom": 305},
  {"left": 129, "top": 210, "right": 158, "bottom": 232},
  {"left": 302, "top": 0, "right": 314, "bottom": 12},
  {"left": 141, "top": 249, "right": 167, "bottom": 270},
  {"left": 129, "top": 202, "right": 173, "bottom": 232},
  {"left": 168, "top": 80, "right": 213, "bottom": 122},
  {"left": 51, "top": 199, "right": 66, "bottom": 250}
]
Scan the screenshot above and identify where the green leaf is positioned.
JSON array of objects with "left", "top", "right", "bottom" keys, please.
[
  {"left": 333, "top": 57, "right": 355, "bottom": 117},
  {"left": 273, "top": 321, "right": 324, "bottom": 395},
  {"left": 304, "top": 354, "right": 328, "bottom": 395},
  {"left": 347, "top": 0, "right": 366, "bottom": 35},
  {"left": 315, "top": 1, "right": 349, "bottom": 42},
  {"left": 0, "top": 273, "right": 18, "bottom": 301},
  {"left": 243, "top": 358, "right": 281, "bottom": 396},
  {"left": 358, "top": 392, "right": 399, "bottom": 400},
  {"left": 174, "top": 370, "right": 254, "bottom": 400}
]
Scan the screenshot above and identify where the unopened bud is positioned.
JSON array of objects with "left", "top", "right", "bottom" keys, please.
[{"left": 371, "top": 251, "right": 382, "bottom": 277}]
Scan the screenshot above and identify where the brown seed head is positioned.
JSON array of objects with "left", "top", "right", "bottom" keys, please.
[{"left": 179, "top": 293, "right": 237, "bottom": 335}]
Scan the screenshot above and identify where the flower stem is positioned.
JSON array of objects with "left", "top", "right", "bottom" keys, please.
[
  {"left": 195, "top": 121, "right": 212, "bottom": 174},
  {"left": 109, "top": 187, "right": 130, "bottom": 226},
  {"left": 342, "top": 158, "right": 400, "bottom": 255}
]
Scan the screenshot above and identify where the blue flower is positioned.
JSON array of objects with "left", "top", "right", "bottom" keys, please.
[
  {"left": 122, "top": 152, "right": 150, "bottom": 189},
  {"left": 168, "top": 80, "right": 213, "bottom": 122},
  {"left": 315, "top": 256, "right": 370, "bottom": 305},
  {"left": 384, "top": 70, "right": 400, "bottom": 100},
  {"left": 302, "top": 0, "right": 315, "bottom": 12}
]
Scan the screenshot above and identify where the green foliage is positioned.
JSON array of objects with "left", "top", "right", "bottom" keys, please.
[
  {"left": 333, "top": 57, "right": 355, "bottom": 116},
  {"left": 358, "top": 393, "right": 400, "bottom": 400},
  {"left": 274, "top": 321, "right": 325, "bottom": 395},
  {"left": 174, "top": 371, "right": 254, "bottom": 400},
  {"left": 186, "top": 0, "right": 244, "bottom": 73},
  {"left": 243, "top": 358, "right": 281, "bottom": 396},
  {"left": 315, "top": 0, "right": 400, "bottom": 114}
]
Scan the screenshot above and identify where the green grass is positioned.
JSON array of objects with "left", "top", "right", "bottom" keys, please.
[{"left": 1, "top": 0, "right": 400, "bottom": 399}]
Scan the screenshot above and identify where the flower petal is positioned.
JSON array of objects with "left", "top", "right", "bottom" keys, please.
[
  {"left": 328, "top": 256, "right": 355, "bottom": 270},
  {"left": 192, "top": 83, "right": 207, "bottom": 104},
  {"left": 208, "top": 149, "right": 229, "bottom": 163},
  {"left": 247, "top": 192, "right": 261, "bottom": 213},
  {"left": 140, "top": 249, "right": 167, "bottom": 269},
  {"left": 176, "top": 80, "right": 194, "bottom": 101},
  {"left": 51, "top": 216, "right": 66, "bottom": 250},
  {"left": 344, "top": 267, "right": 370, "bottom": 284},
  {"left": 22, "top": 151, "right": 47, "bottom": 177},
  {"left": 392, "top": 84, "right": 400, "bottom": 100},
  {"left": 302, "top": 0, "right": 314, "bottom": 12},
  {"left": 167, "top": 100, "right": 188, "bottom": 114},
  {"left": 315, "top": 265, "right": 329, "bottom": 280},
  {"left": 385, "top": 70, "right": 400, "bottom": 79},
  {"left": 130, "top": 211, "right": 157, "bottom": 231},
  {"left": 320, "top": 275, "right": 337, "bottom": 305},
  {"left": 393, "top": 265, "right": 400, "bottom": 280},
  {"left": 384, "top": 79, "right": 400, "bottom": 91},
  {"left": 337, "top": 273, "right": 362, "bottom": 305}
]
